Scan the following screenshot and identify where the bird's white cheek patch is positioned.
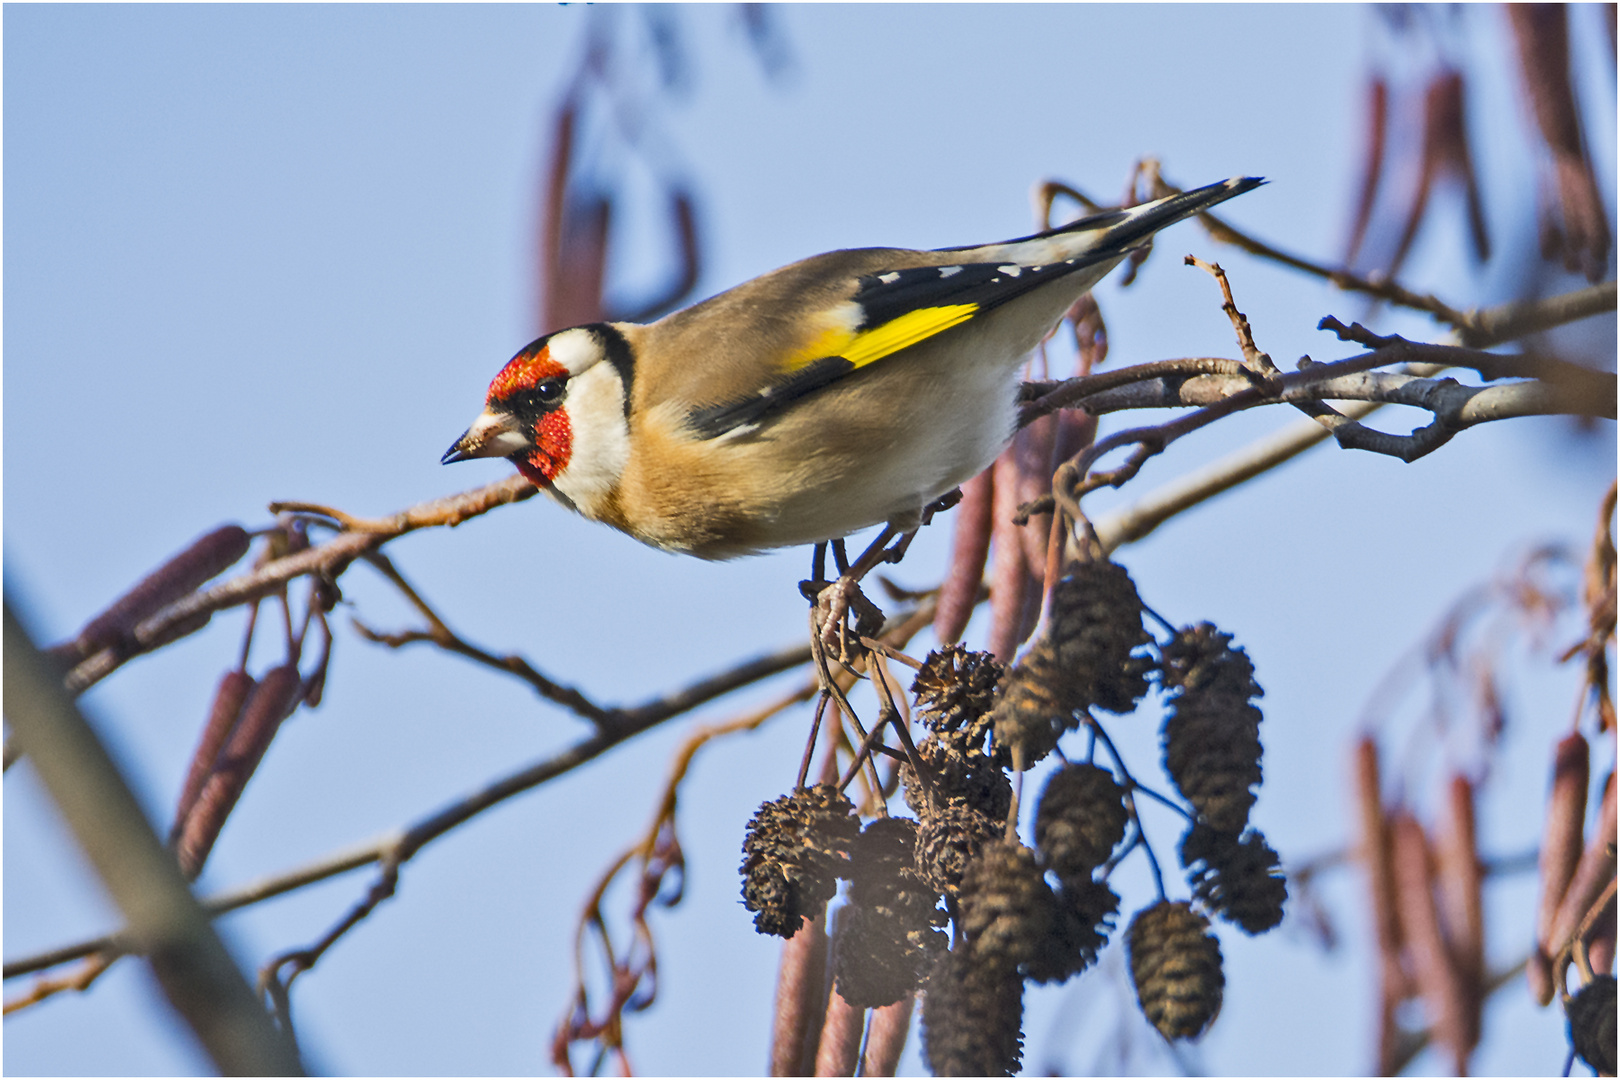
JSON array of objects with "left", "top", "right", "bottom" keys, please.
[
  {"left": 545, "top": 327, "right": 602, "bottom": 376},
  {"left": 549, "top": 363, "right": 629, "bottom": 514}
]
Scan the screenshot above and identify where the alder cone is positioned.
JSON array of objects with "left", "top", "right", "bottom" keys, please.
[
  {"left": 1042, "top": 560, "right": 1154, "bottom": 714},
  {"left": 990, "top": 560, "right": 1152, "bottom": 770},
  {"left": 1023, "top": 876, "right": 1119, "bottom": 985},
  {"left": 1128, "top": 900, "right": 1225, "bottom": 1041},
  {"left": 902, "top": 731, "right": 1012, "bottom": 825},
  {"left": 989, "top": 637, "right": 1069, "bottom": 768},
  {"left": 1161, "top": 623, "right": 1265, "bottom": 833},
  {"left": 832, "top": 904, "right": 926, "bottom": 1010},
  {"left": 958, "top": 841, "right": 1056, "bottom": 972},
  {"left": 833, "top": 817, "right": 946, "bottom": 1008},
  {"left": 1179, "top": 823, "right": 1287, "bottom": 935},
  {"left": 913, "top": 798, "right": 1004, "bottom": 899},
  {"left": 1567, "top": 975, "right": 1617, "bottom": 1076},
  {"left": 1035, "top": 762, "right": 1129, "bottom": 878},
  {"left": 739, "top": 783, "right": 860, "bottom": 937},
  {"left": 921, "top": 947, "right": 1024, "bottom": 1077},
  {"left": 904, "top": 646, "right": 1012, "bottom": 886},
  {"left": 912, "top": 646, "right": 1003, "bottom": 740}
]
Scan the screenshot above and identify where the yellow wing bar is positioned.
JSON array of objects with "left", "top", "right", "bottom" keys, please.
[{"left": 783, "top": 303, "right": 979, "bottom": 373}]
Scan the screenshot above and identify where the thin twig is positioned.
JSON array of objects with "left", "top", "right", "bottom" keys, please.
[{"left": 5, "top": 838, "right": 391, "bottom": 980}]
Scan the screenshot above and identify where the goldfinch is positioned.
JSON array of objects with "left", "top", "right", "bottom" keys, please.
[{"left": 444, "top": 177, "right": 1262, "bottom": 560}]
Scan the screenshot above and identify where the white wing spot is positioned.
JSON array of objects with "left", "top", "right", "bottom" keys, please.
[
  {"left": 878, "top": 271, "right": 901, "bottom": 284},
  {"left": 939, "top": 266, "right": 962, "bottom": 278},
  {"left": 997, "top": 265, "right": 1022, "bottom": 277}
]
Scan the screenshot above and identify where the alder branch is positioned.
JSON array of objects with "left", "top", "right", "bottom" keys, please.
[
  {"left": 1143, "top": 166, "right": 1475, "bottom": 327},
  {"left": 1193, "top": 204, "right": 1470, "bottom": 326},
  {"left": 1033, "top": 334, "right": 1615, "bottom": 520},
  {"left": 1091, "top": 403, "right": 1377, "bottom": 552},
  {"left": 6, "top": 839, "right": 397, "bottom": 982},
  {"left": 58, "top": 476, "right": 537, "bottom": 697},
  {"left": 1087, "top": 284, "right": 1616, "bottom": 550},
  {"left": 1018, "top": 357, "right": 1248, "bottom": 424},
  {"left": 1452, "top": 280, "right": 1618, "bottom": 349}
]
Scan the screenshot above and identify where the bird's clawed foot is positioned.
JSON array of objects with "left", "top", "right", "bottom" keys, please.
[
  {"left": 802, "top": 574, "right": 886, "bottom": 668},
  {"left": 800, "top": 512, "right": 939, "bottom": 669}
]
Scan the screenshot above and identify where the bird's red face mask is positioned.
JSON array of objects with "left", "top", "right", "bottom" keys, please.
[{"left": 442, "top": 341, "right": 573, "bottom": 486}]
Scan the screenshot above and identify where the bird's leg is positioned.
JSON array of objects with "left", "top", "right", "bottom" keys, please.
[
  {"left": 804, "top": 491, "right": 962, "bottom": 664},
  {"left": 805, "top": 525, "right": 903, "bottom": 664}
]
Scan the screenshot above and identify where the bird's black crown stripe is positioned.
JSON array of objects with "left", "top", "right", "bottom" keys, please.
[{"left": 585, "top": 323, "right": 636, "bottom": 418}]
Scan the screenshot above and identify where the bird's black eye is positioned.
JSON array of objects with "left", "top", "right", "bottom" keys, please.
[{"left": 502, "top": 377, "right": 568, "bottom": 419}]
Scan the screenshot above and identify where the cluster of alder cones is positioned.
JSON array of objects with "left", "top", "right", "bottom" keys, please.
[{"left": 740, "top": 559, "right": 1288, "bottom": 1074}]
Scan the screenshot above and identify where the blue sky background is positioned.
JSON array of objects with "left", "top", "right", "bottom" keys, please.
[{"left": 4, "top": 5, "right": 1615, "bottom": 1076}]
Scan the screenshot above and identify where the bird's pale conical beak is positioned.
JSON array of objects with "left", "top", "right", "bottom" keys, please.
[
  {"left": 441, "top": 434, "right": 478, "bottom": 464},
  {"left": 441, "top": 409, "right": 529, "bottom": 464}
]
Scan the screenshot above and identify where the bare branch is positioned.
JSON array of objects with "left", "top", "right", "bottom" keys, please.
[
  {"left": 1087, "top": 283, "right": 1614, "bottom": 552},
  {"left": 1454, "top": 281, "right": 1617, "bottom": 349},
  {"left": 1146, "top": 166, "right": 1617, "bottom": 348},
  {"left": 61, "top": 476, "right": 537, "bottom": 697},
  {"left": 6, "top": 838, "right": 394, "bottom": 981}
]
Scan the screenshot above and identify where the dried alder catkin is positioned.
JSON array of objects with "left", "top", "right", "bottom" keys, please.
[
  {"left": 1128, "top": 900, "right": 1225, "bottom": 1040},
  {"left": 904, "top": 648, "right": 1011, "bottom": 898},
  {"left": 1160, "top": 623, "right": 1265, "bottom": 834},
  {"left": 1179, "top": 823, "right": 1287, "bottom": 935},
  {"left": 988, "top": 637, "right": 1070, "bottom": 767},
  {"left": 921, "top": 947, "right": 1024, "bottom": 1077},
  {"left": 1035, "top": 762, "right": 1129, "bottom": 878},
  {"left": 1043, "top": 560, "right": 1154, "bottom": 714},
  {"left": 739, "top": 783, "right": 860, "bottom": 937},
  {"left": 904, "top": 734, "right": 1012, "bottom": 826},
  {"left": 991, "top": 560, "right": 1152, "bottom": 769},
  {"left": 833, "top": 817, "right": 946, "bottom": 1008}
]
